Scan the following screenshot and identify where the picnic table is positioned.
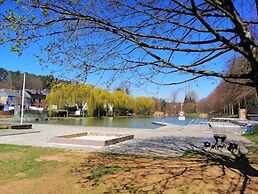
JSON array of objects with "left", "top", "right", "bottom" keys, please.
[
  {"left": 212, "top": 134, "right": 227, "bottom": 149},
  {"left": 203, "top": 133, "right": 239, "bottom": 153}
]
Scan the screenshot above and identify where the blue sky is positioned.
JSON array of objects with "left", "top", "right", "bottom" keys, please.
[
  {"left": 2, "top": 0, "right": 241, "bottom": 102},
  {"left": 0, "top": 43, "right": 221, "bottom": 102}
]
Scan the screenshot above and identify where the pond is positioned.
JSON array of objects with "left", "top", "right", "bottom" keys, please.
[{"left": 32, "top": 117, "right": 208, "bottom": 129}]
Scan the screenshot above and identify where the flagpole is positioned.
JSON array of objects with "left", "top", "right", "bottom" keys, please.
[{"left": 20, "top": 73, "right": 26, "bottom": 125}]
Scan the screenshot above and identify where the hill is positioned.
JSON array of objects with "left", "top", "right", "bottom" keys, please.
[{"left": 0, "top": 68, "right": 55, "bottom": 90}]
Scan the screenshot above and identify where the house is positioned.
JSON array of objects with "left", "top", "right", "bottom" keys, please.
[
  {"left": 0, "top": 88, "right": 50, "bottom": 112},
  {"left": 26, "top": 89, "right": 48, "bottom": 109},
  {"left": 18, "top": 90, "right": 32, "bottom": 109},
  {"left": 0, "top": 89, "right": 21, "bottom": 111},
  {"left": 40, "top": 88, "right": 51, "bottom": 96}
]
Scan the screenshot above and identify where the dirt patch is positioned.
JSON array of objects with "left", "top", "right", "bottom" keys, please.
[
  {"left": 0, "top": 166, "right": 84, "bottom": 194},
  {"left": 72, "top": 153, "right": 258, "bottom": 194},
  {"left": 36, "top": 152, "right": 89, "bottom": 163},
  {"left": 1, "top": 149, "right": 258, "bottom": 194},
  {"left": 0, "top": 152, "right": 25, "bottom": 161},
  {"left": 36, "top": 155, "right": 68, "bottom": 162},
  {"left": 15, "top": 172, "right": 26, "bottom": 178}
]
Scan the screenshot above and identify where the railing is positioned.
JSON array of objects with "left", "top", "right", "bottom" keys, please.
[
  {"left": 208, "top": 121, "right": 245, "bottom": 134},
  {"left": 13, "top": 110, "right": 48, "bottom": 122}
]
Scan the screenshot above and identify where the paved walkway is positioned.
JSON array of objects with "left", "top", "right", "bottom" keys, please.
[
  {"left": 0, "top": 129, "right": 40, "bottom": 136},
  {"left": 0, "top": 123, "right": 253, "bottom": 156}
]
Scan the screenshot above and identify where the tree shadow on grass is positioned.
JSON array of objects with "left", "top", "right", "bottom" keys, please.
[
  {"left": 179, "top": 143, "right": 258, "bottom": 194},
  {"left": 201, "top": 151, "right": 258, "bottom": 194},
  {"left": 72, "top": 136, "right": 258, "bottom": 193}
]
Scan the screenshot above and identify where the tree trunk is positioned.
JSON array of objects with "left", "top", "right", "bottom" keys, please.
[
  {"left": 255, "top": 85, "right": 258, "bottom": 105},
  {"left": 81, "top": 107, "right": 84, "bottom": 117}
]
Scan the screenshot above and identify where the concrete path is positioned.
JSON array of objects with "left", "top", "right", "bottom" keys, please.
[
  {"left": 0, "top": 129, "right": 40, "bottom": 136},
  {"left": 0, "top": 123, "right": 253, "bottom": 156}
]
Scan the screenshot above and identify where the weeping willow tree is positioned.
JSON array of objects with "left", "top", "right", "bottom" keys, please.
[
  {"left": 134, "top": 97, "right": 155, "bottom": 115},
  {"left": 46, "top": 83, "right": 70, "bottom": 110},
  {"left": 47, "top": 82, "right": 155, "bottom": 117},
  {"left": 111, "top": 90, "right": 134, "bottom": 116},
  {"left": 46, "top": 82, "right": 92, "bottom": 113},
  {"left": 87, "top": 87, "right": 111, "bottom": 117}
]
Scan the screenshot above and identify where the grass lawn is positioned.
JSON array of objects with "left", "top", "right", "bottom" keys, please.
[
  {"left": 0, "top": 144, "right": 87, "bottom": 194},
  {"left": 243, "top": 127, "right": 258, "bottom": 155},
  {"left": 0, "top": 144, "right": 60, "bottom": 181},
  {"left": 0, "top": 144, "right": 257, "bottom": 194},
  {"left": 244, "top": 127, "right": 258, "bottom": 144}
]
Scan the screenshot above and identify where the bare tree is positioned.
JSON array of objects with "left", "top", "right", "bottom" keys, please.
[
  {"left": 198, "top": 82, "right": 256, "bottom": 114},
  {"left": 0, "top": 1, "right": 258, "bottom": 93},
  {"left": 116, "top": 82, "right": 131, "bottom": 95},
  {"left": 169, "top": 90, "right": 180, "bottom": 114},
  {"left": 185, "top": 90, "right": 198, "bottom": 102},
  {"left": 183, "top": 90, "right": 198, "bottom": 113},
  {"left": 198, "top": 56, "right": 258, "bottom": 114},
  {"left": 170, "top": 90, "right": 179, "bottom": 103},
  {"left": 0, "top": 68, "right": 8, "bottom": 82}
]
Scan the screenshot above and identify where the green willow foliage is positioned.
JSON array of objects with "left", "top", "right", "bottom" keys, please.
[{"left": 46, "top": 83, "right": 155, "bottom": 117}]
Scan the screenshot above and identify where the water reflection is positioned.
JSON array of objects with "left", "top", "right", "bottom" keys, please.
[{"left": 33, "top": 117, "right": 208, "bottom": 129}]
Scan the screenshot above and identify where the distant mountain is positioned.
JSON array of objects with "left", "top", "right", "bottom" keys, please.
[{"left": 0, "top": 68, "right": 55, "bottom": 90}]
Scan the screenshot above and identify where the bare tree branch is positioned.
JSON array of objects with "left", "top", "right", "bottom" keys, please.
[{"left": 0, "top": 0, "right": 257, "bottom": 94}]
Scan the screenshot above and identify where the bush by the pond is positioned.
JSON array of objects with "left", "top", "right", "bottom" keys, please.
[{"left": 0, "top": 124, "right": 8, "bottom": 129}]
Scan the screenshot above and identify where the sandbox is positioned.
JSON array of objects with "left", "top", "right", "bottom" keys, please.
[{"left": 48, "top": 132, "right": 134, "bottom": 146}]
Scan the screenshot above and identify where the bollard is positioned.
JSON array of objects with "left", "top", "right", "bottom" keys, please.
[{"left": 245, "top": 124, "right": 253, "bottom": 134}]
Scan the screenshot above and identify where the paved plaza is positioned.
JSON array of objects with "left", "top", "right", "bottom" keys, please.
[{"left": 0, "top": 123, "right": 253, "bottom": 156}]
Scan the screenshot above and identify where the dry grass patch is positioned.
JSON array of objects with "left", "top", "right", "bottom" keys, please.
[
  {"left": 72, "top": 152, "right": 258, "bottom": 194},
  {"left": 0, "top": 144, "right": 88, "bottom": 194},
  {"left": 1, "top": 144, "right": 257, "bottom": 194},
  {"left": 0, "top": 151, "right": 25, "bottom": 161}
]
